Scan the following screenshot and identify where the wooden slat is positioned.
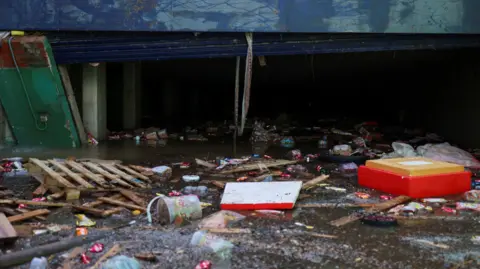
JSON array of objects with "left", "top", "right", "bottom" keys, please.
[
  {"left": 218, "top": 159, "right": 299, "bottom": 174},
  {"left": 16, "top": 209, "right": 47, "bottom": 221},
  {"left": 120, "top": 190, "right": 146, "bottom": 207},
  {"left": 329, "top": 195, "right": 411, "bottom": 227},
  {"left": 83, "top": 194, "right": 123, "bottom": 207},
  {"left": 71, "top": 205, "right": 106, "bottom": 217},
  {"left": 59, "top": 65, "right": 88, "bottom": 145},
  {"left": 101, "top": 207, "right": 125, "bottom": 217},
  {"left": 30, "top": 158, "right": 76, "bottom": 188},
  {"left": 301, "top": 175, "right": 330, "bottom": 190},
  {"left": 82, "top": 162, "right": 133, "bottom": 188},
  {"left": 8, "top": 209, "right": 50, "bottom": 223},
  {"left": 97, "top": 197, "right": 145, "bottom": 211},
  {"left": 65, "top": 161, "right": 109, "bottom": 188},
  {"left": 49, "top": 160, "right": 94, "bottom": 188},
  {"left": 116, "top": 164, "right": 151, "bottom": 182},
  {"left": 99, "top": 164, "right": 146, "bottom": 188}
]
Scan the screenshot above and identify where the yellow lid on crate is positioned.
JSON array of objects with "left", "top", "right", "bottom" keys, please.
[{"left": 365, "top": 157, "right": 464, "bottom": 176}]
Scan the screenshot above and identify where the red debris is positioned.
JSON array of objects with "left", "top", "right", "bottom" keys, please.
[{"left": 195, "top": 260, "right": 212, "bottom": 269}]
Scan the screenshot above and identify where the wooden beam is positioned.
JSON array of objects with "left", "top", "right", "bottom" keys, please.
[
  {"left": 8, "top": 209, "right": 50, "bottom": 223},
  {"left": 58, "top": 65, "right": 88, "bottom": 145},
  {"left": 301, "top": 175, "right": 329, "bottom": 190},
  {"left": 49, "top": 160, "right": 94, "bottom": 188},
  {"left": 329, "top": 195, "right": 411, "bottom": 227},
  {"left": 116, "top": 164, "right": 151, "bottom": 182},
  {"left": 120, "top": 190, "right": 146, "bottom": 207},
  {"left": 0, "top": 213, "right": 17, "bottom": 244},
  {"left": 30, "top": 158, "right": 76, "bottom": 188},
  {"left": 99, "top": 164, "right": 146, "bottom": 188},
  {"left": 97, "top": 197, "right": 145, "bottom": 211},
  {"left": 218, "top": 159, "right": 298, "bottom": 174},
  {"left": 65, "top": 161, "right": 109, "bottom": 188},
  {"left": 83, "top": 194, "right": 123, "bottom": 207},
  {"left": 82, "top": 162, "right": 133, "bottom": 188}
]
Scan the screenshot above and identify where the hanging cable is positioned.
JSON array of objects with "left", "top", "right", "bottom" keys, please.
[
  {"left": 234, "top": 56, "right": 240, "bottom": 132},
  {"left": 238, "top": 32, "right": 253, "bottom": 136},
  {"left": 7, "top": 37, "right": 47, "bottom": 131}
]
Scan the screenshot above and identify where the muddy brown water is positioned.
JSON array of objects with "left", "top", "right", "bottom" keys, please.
[{"left": 1, "top": 140, "right": 480, "bottom": 268}]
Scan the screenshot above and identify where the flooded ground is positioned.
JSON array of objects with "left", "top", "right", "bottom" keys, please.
[{"left": 2, "top": 139, "right": 480, "bottom": 269}]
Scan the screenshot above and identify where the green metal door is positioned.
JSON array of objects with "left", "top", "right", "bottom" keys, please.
[{"left": 0, "top": 36, "right": 80, "bottom": 147}]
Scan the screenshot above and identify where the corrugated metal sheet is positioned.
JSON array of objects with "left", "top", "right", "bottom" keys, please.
[{"left": 48, "top": 32, "right": 480, "bottom": 64}]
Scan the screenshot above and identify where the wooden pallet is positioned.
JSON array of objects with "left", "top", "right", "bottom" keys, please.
[
  {"left": 29, "top": 158, "right": 151, "bottom": 189},
  {"left": 74, "top": 190, "right": 147, "bottom": 217}
]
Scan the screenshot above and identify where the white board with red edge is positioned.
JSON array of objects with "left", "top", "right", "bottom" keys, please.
[{"left": 220, "top": 181, "right": 303, "bottom": 210}]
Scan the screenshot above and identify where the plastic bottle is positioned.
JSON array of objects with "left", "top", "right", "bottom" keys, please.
[
  {"left": 101, "top": 255, "right": 140, "bottom": 269},
  {"left": 183, "top": 186, "right": 208, "bottom": 196},
  {"left": 29, "top": 257, "right": 47, "bottom": 269}
]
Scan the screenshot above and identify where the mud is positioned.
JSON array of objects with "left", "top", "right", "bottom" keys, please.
[{"left": 2, "top": 140, "right": 480, "bottom": 269}]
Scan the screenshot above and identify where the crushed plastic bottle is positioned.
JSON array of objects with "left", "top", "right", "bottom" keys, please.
[
  {"left": 29, "top": 257, "right": 47, "bottom": 269},
  {"left": 101, "top": 255, "right": 140, "bottom": 269},
  {"left": 183, "top": 186, "right": 208, "bottom": 196}
]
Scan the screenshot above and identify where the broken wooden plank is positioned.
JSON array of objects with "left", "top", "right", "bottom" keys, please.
[
  {"left": 0, "top": 199, "right": 67, "bottom": 207},
  {"left": 8, "top": 209, "right": 50, "bottom": 223},
  {"left": 99, "top": 164, "right": 147, "bottom": 188},
  {"left": 65, "top": 161, "right": 109, "bottom": 188},
  {"left": 49, "top": 160, "right": 94, "bottom": 188},
  {"left": 218, "top": 159, "right": 298, "bottom": 174},
  {"left": 30, "top": 158, "right": 76, "bottom": 188},
  {"left": 71, "top": 205, "right": 106, "bottom": 217},
  {"left": 48, "top": 191, "right": 65, "bottom": 200},
  {"left": 211, "top": 180, "right": 226, "bottom": 189},
  {"left": 134, "top": 252, "right": 157, "bottom": 261},
  {"left": 82, "top": 162, "right": 133, "bottom": 188},
  {"left": 0, "top": 213, "right": 17, "bottom": 244},
  {"left": 116, "top": 164, "right": 151, "bottom": 182},
  {"left": 59, "top": 65, "right": 88, "bottom": 145},
  {"left": 16, "top": 209, "right": 47, "bottom": 221},
  {"left": 120, "top": 190, "right": 146, "bottom": 207},
  {"left": 101, "top": 207, "right": 125, "bottom": 217},
  {"left": 97, "top": 197, "right": 145, "bottom": 211},
  {"left": 329, "top": 195, "right": 411, "bottom": 227},
  {"left": 195, "top": 158, "right": 216, "bottom": 169},
  {"left": 301, "top": 175, "right": 330, "bottom": 190},
  {"left": 83, "top": 194, "right": 123, "bottom": 207}
]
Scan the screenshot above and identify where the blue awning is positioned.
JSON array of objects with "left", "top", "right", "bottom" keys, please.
[{"left": 48, "top": 32, "right": 480, "bottom": 64}]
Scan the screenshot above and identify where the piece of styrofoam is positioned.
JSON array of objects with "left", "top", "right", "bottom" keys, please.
[{"left": 220, "top": 181, "right": 303, "bottom": 210}]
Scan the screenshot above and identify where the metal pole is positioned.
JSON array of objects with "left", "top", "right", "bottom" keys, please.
[{"left": 233, "top": 56, "right": 240, "bottom": 157}]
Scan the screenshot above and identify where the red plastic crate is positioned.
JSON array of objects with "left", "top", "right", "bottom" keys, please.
[{"left": 358, "top": 165, "right": 471, "bottom": 198}]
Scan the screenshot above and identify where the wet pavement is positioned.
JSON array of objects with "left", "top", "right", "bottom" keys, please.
[{"left": 2, "top": 140, "right": 480, "bottom": 269}]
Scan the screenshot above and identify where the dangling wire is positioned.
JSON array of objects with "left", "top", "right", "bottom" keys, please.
[
  {"left": 234, "top": 56, "right": 240, "bottom": 133},
  {"left": 238, "top": 32, "right": 253, "bottom": 136}
]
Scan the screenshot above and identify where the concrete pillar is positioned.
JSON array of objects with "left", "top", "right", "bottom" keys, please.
[
  {"left": 82, "top": 63, "right": 107, "bottom": 140},
  {"left": 123, "top": 62, "right": 142, "bottom": 129}
]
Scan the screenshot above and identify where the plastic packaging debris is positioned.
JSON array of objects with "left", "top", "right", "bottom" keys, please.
[
  {"left": 382, "top": 142, "right": 417, "bottom": 159},
  {"left": 168, "top": 191, "right": 182, "bottom": 196},
  {"left": 403, "top": 202, "right": 426, "bottom": 213},
  {"left": 286, "top": 149, "right": 302, "bottom": 160},
  {"left": 183, "top": 186, "right": 208, "bottom": 197},
  {"left": 179, "top": 162, "right": 191, "bottom": 169},
  {"left": 151, "top": 166, "right": 172, "bottom": 178},
  {"left": 33, "top": 229, "right": 48, "bottom": 235},
  {"left": 388, "top": 205, "right": 404, "bottom": 215},
  {"left": 29, "top": 257, "right": 47, "bottom": 269},
  {"left": 456, "top": 202, "right": 480, "bottom": 211},
  {"left": 199, "top": 210, "right": 246, "bottom": 229},
  {"left": 190, "top": 230, "right": 234, "bottom": 257},
  {"left": 339, "top": 162, "right": 358, "bottom": 173},
  {"left": 156, "top": 195, "right": 202, "bottom": 224},
  {"left": 262, "top": 175, "right": 273, "bottom": 182},
  {"left": 250, "top": 121, "right": 270, "bottom": 143},
  {"left": 236, "top": 176, "right": 248, "bottom": 182},
  {"left": 280, "top": 137, "right": 295, "bottom": 148},
  {"left": 195, "top": 260, "right": 212, "bottom": 269},
  {"left": 441, "top": 206, "right": 456, "bottom": 214},
  {"left": 89, "top": 243, "right": 104, "bottom": 253},
  {"left": 76, "top": 227, "right": 88, "bottom": 236},
  {"left": 294, "top": 222, "right": 314, "bottom": 229},
  {"left": 422, "top": 198, "right": 447, "bottom": 203},
  {"left": 100, "top": 255, "right": 141, "bottom": 269},
  {"left": 417, "top": 143, "right": 480, "bottom": 168},
  {"left": 464, "top": 190, "right": 480, "bottom": 202},
  {"left": 182, "top": 175, "right": 200, "bottom": 182},
  {"left": 80, "top": 253, "right": 91, "bottom": 264},
  {"left": 471, "top": 236, "right": 480, "bottom": 245},
  {"left": 75, "top": 214, "right": 96, "bottom": 227},
  {"left": 331, "top": 145, "right": 352, "bottom": 156},
  {"left": 132, "top": 210, "right": 141, "bottom": 216},
  {"left": 355, "top": 192, "right": 370, "bottom": 199},
  {"left": 325, "top": 187, "right": 346, "bottom": 192},
  {"left": 380, "top": 195, "right": 393, "bottom": 200}
]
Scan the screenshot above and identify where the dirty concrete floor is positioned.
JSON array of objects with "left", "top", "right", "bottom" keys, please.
[{"left": 2, "top": 140, "right": 480, "bottom": 269}]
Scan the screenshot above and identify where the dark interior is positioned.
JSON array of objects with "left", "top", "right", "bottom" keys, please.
[{"left": 100, "top": 48, "right": 480, "bottom": 147}]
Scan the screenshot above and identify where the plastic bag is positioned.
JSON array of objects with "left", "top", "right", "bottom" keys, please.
[
  {"left": 382, "top": 142, "right": 417, "bottom": 159},
  {"left": 199, "top": 210, "right": 246, "bottom": 229},
  {"left": 417, "top": 143, "right": 480, "bottom": 168},
  {"left": 101, "top": 255, "right": 140, "bottom": 269}
]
